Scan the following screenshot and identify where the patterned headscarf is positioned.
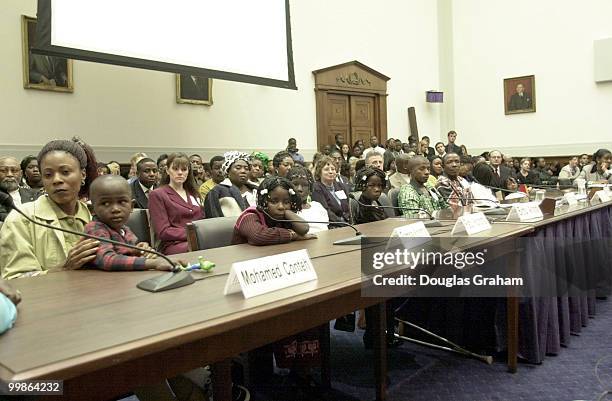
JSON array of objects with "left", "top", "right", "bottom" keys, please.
[
  {"left": 221, "top": 151, "right": 250, "bottom": 177},
  {"left": 251, "top": 151, "right": 269, "bottom": 166}
]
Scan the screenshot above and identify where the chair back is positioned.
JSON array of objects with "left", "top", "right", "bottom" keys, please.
[
  {"left": 186, "top": 216, "right": 239, "bottom": 251},
  {"left": 388, "top": 188, "right": 401, "bottom": 216},
  {"left": 126, "top": 209, "right": 152, "bottom": 244},
  {"left": 349, "top": 191, "right": 396, "bottom": 221}
]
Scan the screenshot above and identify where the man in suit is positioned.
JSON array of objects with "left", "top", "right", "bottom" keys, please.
[
  {"left": 0, "top": 157, "right": 39, "bottom": 221},
  {"left": 508, "top": 83, "right": 532, "bottom": 111},
  {"left": 332, "top": 133, "right": 345, "bottom": 154},
  {"left": 179, "top": 74, "right": 209, "bottom": 101},
  {"left": 445, "top": 131, "right": 463, "bottom": 156},
  {"left": 130, "top": 158, "right": 158, "bottom": 209},
  {"left": 489, "top": 150, "right": 516, "bottom": 189},
  {"left": 29, "top": 54, "right": 68, "bottom": 87}
]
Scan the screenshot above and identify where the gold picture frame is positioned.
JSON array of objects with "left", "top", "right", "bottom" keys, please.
[
  {"left": 21, "top": 15, "right": 73, "bottom": 93},
  {"left": 176, "top": 74, "right": 213, "bottom": 106},
  {"left": 503, "top": 75, "right": 535, "bottom": 115}
]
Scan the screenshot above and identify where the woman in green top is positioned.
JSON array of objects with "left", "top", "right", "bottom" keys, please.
[{"left": 0, "top": 138, "right": 99, "bottom": 280}]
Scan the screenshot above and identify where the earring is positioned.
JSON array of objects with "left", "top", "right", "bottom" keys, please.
[{"left": 81, "top": 179, "right": 86, "bottom": 187}]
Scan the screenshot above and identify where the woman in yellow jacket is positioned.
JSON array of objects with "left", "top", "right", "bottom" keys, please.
[{"left": 0, "top": 138, "right": 99, "bottom": 280}]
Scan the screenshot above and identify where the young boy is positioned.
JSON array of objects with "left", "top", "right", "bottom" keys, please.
[{"left": 85, "top": 175, "right": 171, "bottom": 271}]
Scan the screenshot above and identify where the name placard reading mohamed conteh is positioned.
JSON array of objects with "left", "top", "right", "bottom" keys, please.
[{"left": 223, "top": 249, "right": 317, "bottom": 298}]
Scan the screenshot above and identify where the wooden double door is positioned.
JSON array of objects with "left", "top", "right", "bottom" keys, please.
[
  {"left": 324, "top": 93, "right": 376, "bottom": 149},
  {"left": 313, "top": 61, "right": 389, "bottom": 152}
]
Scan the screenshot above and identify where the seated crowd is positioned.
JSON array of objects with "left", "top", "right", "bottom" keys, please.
[{"left": 1, "top": 133, "right": 611, "bottom": 400}]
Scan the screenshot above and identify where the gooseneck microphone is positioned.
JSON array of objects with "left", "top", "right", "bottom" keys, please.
[
  {"left": 348, "top": 193, "right": 446, "bottom": 229},
  {"left": 259, "top": 208, "right": 368, "bottom": 245},
  {"left": 348, "top": 193, "right": 435, "bottom": 219},
  {"left": 0, "top": 191, "right": 193, "bottom": 292}
]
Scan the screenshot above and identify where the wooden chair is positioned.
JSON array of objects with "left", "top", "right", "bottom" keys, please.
[{"left": 186, "top": 216, "right": 238, "bottom": 251}]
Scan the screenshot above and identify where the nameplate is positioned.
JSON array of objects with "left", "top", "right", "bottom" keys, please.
[
  {"left": 389, "top": 221, "right": 431, "bottom": 249},
  {"left": 506, "top": 203, "right": 543, "bottom": 222},
  {"left": 391, "top": 221, "right": 430, "bottom": 238},
  {"left": 564, "top": 192, "right": 578, "bottom": 205},
  {"left": 223, "top": 249, "right": 317, "bottom": 298},
  {"left": 591, "top": 190, "right": 612, "bottom": 204},
  {"left": 451, "top": 212, "right": 491, "bottom": 235}
]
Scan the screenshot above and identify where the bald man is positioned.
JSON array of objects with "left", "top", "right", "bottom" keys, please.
[{"left": 0, "top": 156, "right": 40, "bottom": 221}]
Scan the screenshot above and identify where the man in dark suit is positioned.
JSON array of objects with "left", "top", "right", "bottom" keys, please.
[
  {"left": 333, "top": 133, "right": 345, "bottom": 153},
  {"left": 130, "top": 158, "right": 158, "bottom": 209},
  {"left": 179, "top": 74, "right": 209, "bottom": 101},
  {"left": 445, "top": 131, "right": 463, "bottom": 156},
  {"left": 508, "top": 83, "right": 532, "bottom": 111},
  {"left": 489, "top": 150, "right": 516, "bottom": 189},
  {"left": 0, "top": 157, "right": 39, "bottom": 221}
]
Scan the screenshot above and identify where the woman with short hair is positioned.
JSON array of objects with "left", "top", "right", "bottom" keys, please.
[
  {"left": 20, "top": 155, "right": 44, "bottom": 194},
  {"left": 311, "top": 156, "right": 350, "bottom": 226}
]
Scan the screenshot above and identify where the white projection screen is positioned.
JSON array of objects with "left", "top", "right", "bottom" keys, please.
[{"left": 34, "top": 0, "right": 296, "bottom": 89}]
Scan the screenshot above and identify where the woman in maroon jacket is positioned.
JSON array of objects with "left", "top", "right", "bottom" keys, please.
[{"left": 149, "top": 153, "right": 203, "bottom": 255}]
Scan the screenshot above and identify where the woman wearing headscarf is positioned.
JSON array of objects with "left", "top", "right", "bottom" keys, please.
[
  {"left": 248, "top": 152, "right": 269, "bottom": 186},
  {"left": 204, "top": 151, "right": 257, "bottom": 218}
]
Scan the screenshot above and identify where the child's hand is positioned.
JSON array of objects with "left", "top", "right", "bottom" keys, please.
[
  {"left": 149, "top": 258, "right": 173, "bottom": 271},
  {"left": 136, "top": 242, "right": 157, "bottom": 259},
  {"left": 294, "top": 233, "right": 317, "bottom": 241},
  {"left": 0, "top": 280, "right": 21, "bottom": 305}
]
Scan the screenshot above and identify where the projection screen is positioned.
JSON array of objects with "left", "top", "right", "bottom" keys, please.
[{"left": 34, "top": 0, "right": 296, "bottom": 89}]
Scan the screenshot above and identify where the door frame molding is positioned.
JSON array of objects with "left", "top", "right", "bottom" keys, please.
[{"left": 313, "top": 61, "right": 390, "bottom": 152}]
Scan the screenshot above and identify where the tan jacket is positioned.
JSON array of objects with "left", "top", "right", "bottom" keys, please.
[
  {"left": 0, "top": 196, "right": 91, "bottom": 280},
  {"left": 389, "top": 172, "right": 410, "bottom": 190}
]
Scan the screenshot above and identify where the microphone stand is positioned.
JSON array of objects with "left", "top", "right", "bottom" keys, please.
[
  {"left": 348, "top": 193, "right": 443, "bottom": 227},
  {"left": 0, "top": 192, "right": 193, "bottom": 292}
]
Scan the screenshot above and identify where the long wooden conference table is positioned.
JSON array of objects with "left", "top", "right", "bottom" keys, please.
[{"left": 0, "top": 198, "right": 610, "bottom": 401}]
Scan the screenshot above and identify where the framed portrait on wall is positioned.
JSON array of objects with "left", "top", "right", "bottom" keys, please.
[
  {"left": 176, "top": 74, "right": 213, "bottom": 105},
  {"left": 21, "top": 15, "right": 73, "bottom": 92},
  {"left": 503, "top": 75, "right": 535, "bottom": 115}
]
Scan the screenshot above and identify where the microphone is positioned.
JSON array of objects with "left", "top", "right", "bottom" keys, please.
[
  {"left": 0, "top": 191, "right": 193, "bottom": 292},
  {"left": 259, "top": 208, "right": 370, "bottom": 246},
  {"left": 348, "top": 193, "right": 443, "bottom": 227}
]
